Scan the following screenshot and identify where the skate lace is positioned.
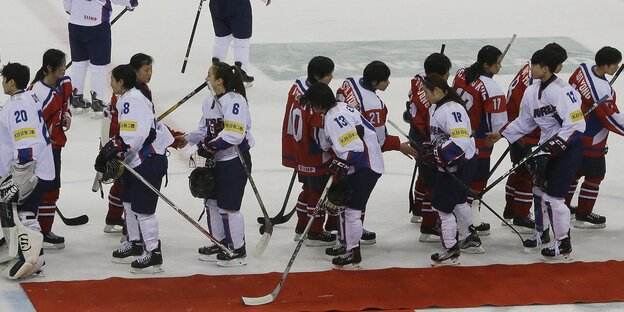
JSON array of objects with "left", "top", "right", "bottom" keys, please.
[
  {"left": 136, "top": 251, "right": 151, "bottom": 264},
  {"left": 47, "top": 232, "right": 61, "bottom": 240},
  {"left": 587, "top": 212, "right": 601, "bottom": 220},
  {"left": 117, "top": 241, "right": 133, "bottom": 253}
]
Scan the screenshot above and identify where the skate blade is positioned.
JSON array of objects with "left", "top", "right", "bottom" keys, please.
[
  {"left": 90, "top": 112, "right": 105, "bottom": 119},
  {"left": 410, "top": 215, "right": 422, "bottom": 224},
  {"left": 217, "top": 258, "right": 247, "bottom": 267},
  {"left": 244, "top": 82, "right": 253, "bottom": 88},
  {"left": 500, "top": 219, "right": 513, "bottom": 226},
  {"left": 359, "top": 239, "right": 376, "bottom": 246},
  {"left": 541, "top": 254, "right": 573, "bottom": 263},
  {"left": 431, "top": 258, "right": 460, "bottom": 267},
  {"left": 333, "top": 263, "right": 362, "bottom": 270},
  {"left": 573, "top": 220, "right": 606, "bottom": 229},
  {"left": 103, "top": 225, "right": 124, "bottom": 234},
  {"left": 418, "top": 234, "right": 440, "bottom": 243},
  {"left": 111, "top": 256, "right": 139, "bottom": 264},
  {"left": 476, "top": 230, "right": 490, "bottom": 236},
  {"left": 198, "top": 254, "right": 218, "bottom": 262},
  {"left": 43, "top": 243, "right": 65, "bottom": 250},
  {"left": 514, "top": 227, "right": 536, "bottom": 234},
  {"left": 461, "top": 246, "right": 485, "bottom": 254},
  {"left": 130, "top": 265, "right": 164, "bottom": 274},
  {"left": 305, "top": 240, "right": 336, "bottom": 247},
  {"left": 523, "top": 246, "right": 541, "bottom": 254}
]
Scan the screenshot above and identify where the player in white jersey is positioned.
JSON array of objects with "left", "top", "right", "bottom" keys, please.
[
  {"left": 335, "top": 61, "right": 418, "bottom": 245},
  {"left": 301, "top": 82, "right": 383, "bottom": 268},
  {"left": 64, "top": 0, "right": 138, "bottom": 110},
  {"left": 420, "top": 74, "right": 480, "bottom": 266},
  {"left": 0, "top": 63, "right": 55, "bottom": 279},
  {"left": 177, "top": 62, "right": 254, "bottom": 267},
  {"left": 95, "top": 65, "right": 173, "bottom": 273},
  {"left": 487, "top": 48, "right": 586, "bottom": 261}
]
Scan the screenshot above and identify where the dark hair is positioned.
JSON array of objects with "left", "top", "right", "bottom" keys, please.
[
  {"left": 465, "top": 45, "right": 502, "bottom": 84},
  {"left": 130, "top": 53, "right": 153, "bottom": 71},
  {"left": 32, "top": 49, "right": 66, "bottom": 84},
  {"left": 111, "top": 64, "right": 137, "bottom": 90},
  {"left": 362, "top": 61, "right": 390, "bottom": 88},
  {"left": 423, "top": 73, "right": 464, "bottom": 105},
  {"left": 1, "top": 62, "right": 30, "bottom": 90},
  {"left": 212, "top": 61, "right": 246, "bottom": 100},
  {"left": 595, "top": 46, "right": 622, "bottom": 67},
  {"left": 543, "top": 42, "right": 568, "bottom": 65},
  {"left": 300, "top": 82, "right": 335, "bottom": 111},
  {"left": 424, "top": 53, "right": 452, "bottom": 76},
  {"left": 530, "top": 48, "right": 559, "bottom": 73},
  {"left": 307, "top": 56, "right": 334, "bottom": 84}
]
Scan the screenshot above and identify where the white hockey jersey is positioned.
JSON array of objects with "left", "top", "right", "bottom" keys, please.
[
  {"left": 117, "top": 88, "right": 173, "bottom": 168},
  {"left": 65, "top": 0, "right": 138, "bottom": 26},
  {"left": 322, "top": 102, "right": 384, "bottom": 174},
  {"left": 429, "top": 100, "right": 476, "bottom": 168},
  {"left": 186, "top": 91, "right": 255, "bottom": 162},
  {"left": 502, "top": 75, "right": 586, "bottom": 145},
  {"left": 0, "top": 91, "right": 54, "bottom": 180}
]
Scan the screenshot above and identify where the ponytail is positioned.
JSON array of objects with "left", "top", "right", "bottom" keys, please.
[
  {"left": 464, "top": 45, "right": 502, "bottom": 84},
  {"left": 31, "top": 49, "right": 66, "bottom": 85},
  {"left": 212, "top": 62, "right": 247, "bottom": 100},
  {"left": 424, "top": 73, "right": 465, "bottom": 106}
]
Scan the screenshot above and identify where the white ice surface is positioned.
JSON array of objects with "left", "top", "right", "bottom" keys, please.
[{"left": 1, "top": 0, "right": 624, "bottom": 311}]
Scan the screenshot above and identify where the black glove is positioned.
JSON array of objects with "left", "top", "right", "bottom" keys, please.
[
  {"left": 403, "top": 101, "right": 412, "bottom": 123},
  {"left": 328, "top": 158, "right": 349, "bottom": 177},
  {"left": 526, "top": 153, "right": 549, "bottom": 190},
  {"left": 326, "top": 176, "right": 353, "bottom": 215},
  {"left": 143, "top": 128, "right": 157, "bottom": 147},
  {"left": 419, "top": 142, "right": 436, "bottom": 166},
  {"left": 544, "top": 136, "right": 567, "bottom": 156},
  {"left": 197, "top": 137, "right": 217, "bottom": 159},
  {"left": 95, "top": 140, "right": 118, "bottom": 173}
]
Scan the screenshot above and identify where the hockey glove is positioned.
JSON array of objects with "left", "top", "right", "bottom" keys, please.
[
  {"left": 197, "top": 138, "right": 218, "bottom": 159},
  {"left": 328, "top": 158, "right": 349, "bottom": 177},
  {"left": 403, "top": 101, "right": 412, "bottom": 123},
  {"left": 95, "top": 140, "right": 119, "bottom": 173},
  {"left": 526, "top": 153, "right": 549, "bottom": 190},
  {"left": 419, "top": 142, "right": 436, "bottom": 166},
  {"left": 325, "top": 176, "right": 352, "bottom": 215},
  {"left": 544, "top": 136, "right": 567, "bottom": 157}
]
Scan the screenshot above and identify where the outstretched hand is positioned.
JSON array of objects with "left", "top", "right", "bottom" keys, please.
[
  {"left": 485, "top": 132, "right": 502, "bottom": 147},
  {"left": 399, "top": 141, "right": 419, "bottom": 159}
]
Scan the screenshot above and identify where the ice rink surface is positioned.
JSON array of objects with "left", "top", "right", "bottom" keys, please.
[{"left": 1, "top": 0, "right": 624, "bottom": 311}]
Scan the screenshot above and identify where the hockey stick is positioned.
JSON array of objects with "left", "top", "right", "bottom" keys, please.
[
  {"left": 386, "top": 119, "right": 524, "bottom": 242},
  {"left": 501, "top": 34, "right": 517, "bottom": 59},
  {"left": 408, "top": 162, "right": 417, "bottom": 213},
  {"left": 256, "top": 169, "right": 296, "bottom": 225},
  {"left": 610, "top": 64, "right": 624, "bottom": 85},
  {"left": 157, "top": 82, "right": 207, "bottom": 121},
  {"left": 208, "top": 84, "right": 273, "bottom": 257},
  {"left": 487, "top": 145, "right": 510, "bottom": 179},
  {"left": 67, "top": 8, "right": 129, "bottom": 69},
  {"left": 117, "top": 160, "right": 234, "bottom": 257},
  {"left": 56, "top": 207, "right": 89, "bottom": 226},
  {"left": 481, "top": 94, "right": 609, "bottom": 197},
  {"left": 241, "top": 179, "right": 333, "bottom": 306},
  {"left": 181, "top": 0, "right": 205, "bottom": 73}
]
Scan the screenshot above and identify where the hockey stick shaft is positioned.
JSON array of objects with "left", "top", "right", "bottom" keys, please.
[
  {"left": 157, "top": 82, "right": 208, "bottom": 121},
  {"left": 610, "top": 64, "right": 624, "bottom": 85},
  {"left": 117, "top": 160, "right": 234, "bottom": 257},
  {"left": 181, "top": 0, "right": 205, "bottom": 73},
  {"left": 241, "top": 179, "right": 333, "bottom": 306},
  {"left": 387, "top": 119, "right": 524, "bottom": 241},
  {"left": 408, "top": 162, "right": 417, "bottom": 212},
  {"left": 67, "top": 8, "right": 129, "bottom": 69},
  {"left": 486, "top": 145, "right": 510, "bottom": 179},
  {"left": 481, "top": 94, "right": 609, "bottom": 196},
  {"left": 257, "top": 169, "right": 296, "bottom": 224},
  {"left": 501, "top": 34, "right": 517, "bottom": 60},
  {"left": 56, "top": 207, "right": 89, "bottom": 226}
]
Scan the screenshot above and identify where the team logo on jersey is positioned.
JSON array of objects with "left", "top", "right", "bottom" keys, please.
[
  {"left": 120, "top": 121, "right": 137, "bottom": 131},
  {"left": 224, "top": 120, "right": 244, "bottom": 134},
  {"left": 450, "top": 127, "right": 470, "bottom": 138},
  {"left": 533, "top": 105, "right": 556, "bottom": 118},
  {"left": 13, "top": 128, "right": 36, "bottom": 141},
  {"left": 338, "top": 130, "right": 358, "bottom": 147},
  {"left": 570, "top": 109, "right": 583, "bottom": 123}
]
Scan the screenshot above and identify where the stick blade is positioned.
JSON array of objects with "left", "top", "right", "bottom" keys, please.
[
  {"left": 241, "top": 294, "right": 275, "bottom": 306},
  {"left": 252, "top": 231, "right": 272, "bottom": 258},
  {"left": 63, "top": 214, "right": 89, "bottom": 226}
]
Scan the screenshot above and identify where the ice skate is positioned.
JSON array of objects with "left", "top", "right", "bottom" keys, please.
[
  {"left": 573, "top": 212, "right": 606, "bottom": 229},
  {"left": 541, "top": 237, "right": 572, "bottom": 263},
  {"left": 513, "top": 214, "right": 536, "bottom": 234},
  {"left": 235, "top": 61, "right": 254, "bottom": 88},
  {"left": 112, "top": 240, "right": 143, "bottom": 264},
  {"left": 360, "top": 229, "right": 376, "bottom": 245},
  {"left": 104, "top": 219, "right": 124, "bottom": 234},
  {"left": 523, "top": 229, "right": 550, "bottom": 254},
  {"left": 332, "top": 246, "right": 362, "bottom": 270},
  {"left": 198, "top": 240, "right": 227, "bottom": 262},
  {"left": 305, "top": 230, "right": 336, "bottom": 247},
  {"left": 42, "top": 232, "right": 65, "bottom": 250},
  {"left": 431, "top": 243, "right": 460, "bottom": 267},
  {"left": 130, "top": 242, "right": 163, "bottom": 274},
  {"left": 418, "top": 226, "right": 440, "bottom": 243},
  {"left": 458, "top": 226, "right": 485, "bottom": 254},
  {"left": 325, "top": 242, "right": 346, "bottom": 256},
  {"left": 216, "top": 245, "right": 247, "bottom": 267},
  {"left": 474, "top": 222, "right": 490, "bottom": 236}
]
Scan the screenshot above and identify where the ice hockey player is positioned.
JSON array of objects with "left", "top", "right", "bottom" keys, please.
[
  {"left": 95, "top": 64, "right": 173, "bottom": 273},
  {"left": 336, "top": 60, "right": 418, "bottom": 245},
  {"left": 176, "top": 62, "right": 254, "bottom": 267},
  {"left": 486, "top": 48, "right": 586, "bottom": 261},
  {"left": 301, "top": 82, "right": 383, "bottom": 269},
  {"left": 421, "top": 73, "right": 480, "bottom": 266},
  {"left": 404, "top": 52, "right": 453, "bottom": 242},
  {"left": 281, "top": 56, "right": 337, "bottom": 246},
  {"left": 64, "top": 0, "right": 139, "bottom": 112},
  {"left": 566, "top": 46, "right": 623, "bottom": 229},
  {"left": 0, "top": 62, "right": 55, "bottom": 279},
  {"left": 28, "top": 49, "right": 73, "bottom": 250},
  {"left": 503, "top": 43, "right": 568, "bottom": 236}
]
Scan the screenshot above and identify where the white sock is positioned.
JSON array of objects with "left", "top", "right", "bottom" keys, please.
[
  {"left": 435, "top": 208, "right": 457, "bottom": 249},
  {"left": 233, "top": 37, "right": 251, "bottom": 72},
  {"left": 213, "top": 35, "right": 233, "bottom": 62},
  {"left": 136, "top": 212, "right": 159, "bottom": 252},
  {"left": 471, "top": 199, "right": 482, "bottom": 226},
  {"left": 532, "top": 187, "right": 549, "bottom": 232},
  {"left": 71, "top": 61, "right": 89, "bottom": 94},
  {"left": 90, "top": 64, "right": 108, "bottom": 100},
  {"left": 542, "top": 193, "right": 570, "bottom": 240},
  {"left": 123, "top": 202, "right": 141, "bottom": 242},
  {"left": 343, "top": 208, "right": 362, "bottom": 251},
  {"left": 206, "top": 199, "right": 225, "bottom": 242},
  {"left": 219, "top": 208, "right": 245, "bottom": 250},
  {"left": 454, "top": 203, "right": 471, "bottom": 240}
]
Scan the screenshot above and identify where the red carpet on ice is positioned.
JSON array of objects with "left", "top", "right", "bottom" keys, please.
[{"left": 21, "top": 260, "right": 624, "bottom": 311}]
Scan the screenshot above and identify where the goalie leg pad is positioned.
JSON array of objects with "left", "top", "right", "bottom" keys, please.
[{"left": 1, "top": 211, "right": 43, "bottom": 279}]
